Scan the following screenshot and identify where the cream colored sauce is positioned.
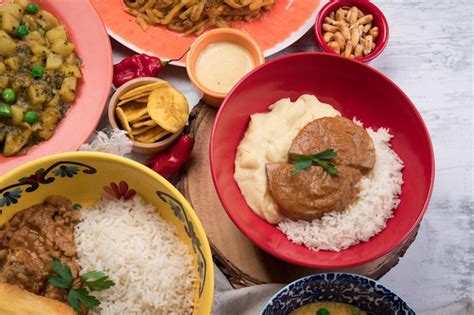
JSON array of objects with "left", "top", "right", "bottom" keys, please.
[
  {"left": 234, "top": 95, "right": 341, "bottom": 224},
  {"left": 195, "top": 41, "right": 255, "bottom": 94}
]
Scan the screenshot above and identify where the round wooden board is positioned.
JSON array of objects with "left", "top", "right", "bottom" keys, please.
[{"left": 178, "top": 104, "right": 419, "bottom": 288}]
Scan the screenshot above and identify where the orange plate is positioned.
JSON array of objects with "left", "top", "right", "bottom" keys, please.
[
  {"left": 0, "top": 0, "right": 113, "bottom": 175},
  {"left": 91, "top": 0, "right": 321, "bottom": 66}
]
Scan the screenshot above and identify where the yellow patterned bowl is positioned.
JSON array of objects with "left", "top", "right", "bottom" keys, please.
[{"left": 0, "top": 152, "right": 213, "bottom": 315}]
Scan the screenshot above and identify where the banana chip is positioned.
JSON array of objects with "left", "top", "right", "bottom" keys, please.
[
  {"left": 132, "top": 124, "right": 158, "bottom": 136},
  {"left": 117, "top": 93, "right": 151, "bottom": 106},
  {"left": 120, "top": 81, "right": 168, "bottom": 100},
  {"left": 115, "top": 107, "right": 134, "bottom": 140},
  {"left": 134, "top": 97, "right": 149, "bottom": 103},
  {"left": 147, "top": 87, "right": 189, "bottom": 133},
  {"left": 132, "top": 119, "right": 157, "bottom": 128},
  {"left": 134, "top": 126, "right": 170, "bottom": 143},
  {"left": 121, "top": 102, "right": 149, "bottom": 122}
]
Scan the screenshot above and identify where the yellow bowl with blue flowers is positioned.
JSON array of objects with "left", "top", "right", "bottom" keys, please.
[{"left": 0, "top": 152, "right": 214, "bottom": 315}]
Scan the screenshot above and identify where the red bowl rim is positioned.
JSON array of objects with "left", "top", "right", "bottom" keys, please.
[
  {"left": 314, "top": 0, "right": 389, "bottom": 63},
  {"left": 210, "top": 52, "right": 435, "bottom": 269}
]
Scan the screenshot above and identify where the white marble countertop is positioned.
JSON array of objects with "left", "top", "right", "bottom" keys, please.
[{"left": 110, "top": 0, "right": 473, "bottom": 312}]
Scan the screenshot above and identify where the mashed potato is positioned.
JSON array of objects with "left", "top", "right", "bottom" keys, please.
[{"left": 234, "top": 95, "right": 341, "bottom": 224}]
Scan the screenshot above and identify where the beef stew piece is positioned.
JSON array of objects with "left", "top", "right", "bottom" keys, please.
[
  {"left": 0, "top": 196, "right": 80, "bottom": 302},
  {"left": 267, "top": 164, "right": 360, "bottom": 220},
  {"left": 267, "top": 117, "right": 376, "bottom": 221},
  {"left": 289, "top": 116, "right": 375, "bottom": 172}
]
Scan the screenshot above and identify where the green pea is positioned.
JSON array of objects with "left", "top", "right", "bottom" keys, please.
[
  {"left": 23, "top": 111, "right": 38, "bottom": 124},
  {"left": 0, "top": 105, "right": 12, "bottom": 118},
  {"left": 26, "top": 3, "right": 39, "bottom": 14},
  {"left": 32, "top": 65, "right": 44, "bottom": 79},
  {"left": 316, "top": 308, "right": 330, "bottom": 315},
  {"left": 2, "top": 88, "right": 16, "bottom": 103},
  {"left": 16, "top": 25, "right": 29, "bottom": 38}
]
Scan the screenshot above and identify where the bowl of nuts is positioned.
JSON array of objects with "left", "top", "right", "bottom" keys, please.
[{"left": 315, "top": 0, "right": 389, "bottom": 62}]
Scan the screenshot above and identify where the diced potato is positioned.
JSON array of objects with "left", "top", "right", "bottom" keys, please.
[
  {"left": 11, "top": 73, "right": 32, "bottom": 91},
  {"left": 0, "top": 31, "right": 16, "bottom": 56},
  {"left": 59, "top": 64, "right": 81, "bottom": 78},
  {"left": 46, "top": 53, "right": 62, "bottom": 70},
  {"left": 5, "top": 56, "right": 20, "bottom": 70},
  {"left": 1, "top": 12, "right": 20, "bottom": 35},
  {"left": 51, "top": 39, "right": 75, "bottom": 57},
  {"left": 22, "top": 14, "right": 40, "bottom": 32},
  {"left": 0, "top": 30, "right": 11, "bottom": 39},
  {"left": 59, "top": 77, "right": 77, "bottom": 102},
  {"left": 30, "top": 43, "right": 50, "bottom": 56},
  {"left": 46, "top": 25, "right": 66, "bottom": 43},
  {"left": 65, "top": 53, "right": 80, "bottom": 65},
  {"left": 11, "top": 105, "right": 25, "bottom": 125},
  {"left": 47, "top": 95, "right": 60, "bottom": 108},
  {"left": 14, "top": 0, "right": 29, "bottom": 9},
  {"left": 0, "top": 38, "right": 16, "bottom": 56},
  {"left": 28, "top": 84, "right": 48, "bottom": 106},
  {"left": 11, "top": 81, "right": 21, "bottom": 91},
  {"left": 35, "top": 10, "right": 59, "bottom": 30},
  {"left": 0, "top": 30, "right": 11, "bottom": 38},
  {"left": 38, "top": 105, "right": 61, "bottom": 140},
  {"left": 0, "top": 3, "right": 24, "bottom": 20},
  {"left": 38, "top": 26, "right": 46, "bottom": 37},
  {"left": 0, "top": 62, "right": 5, "bottom": 74},
  {"left": 3, "top": 123, "right": 32, "bottom": 157},
  {"left": 0, "top": 75, "right": 9, "bottom": 89},
  {"left": 30, "top": 55, "right": 45, "bottom": 67},
  {"left": 0, "top": 37, "right": 16, "bottom": 56},
  {"left": 25, "top": 31, "right": 46, "bottom": 44},
  {"left": 31, "top": 122, "right": 42, "bottom": 132}
]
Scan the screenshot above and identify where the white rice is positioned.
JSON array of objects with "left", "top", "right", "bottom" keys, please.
[
  {"left": 74, "top": 196, "right": 196, "bottom": 315},
  {"left": 277, "top": 127, "right": 404, "bottom": 252}
]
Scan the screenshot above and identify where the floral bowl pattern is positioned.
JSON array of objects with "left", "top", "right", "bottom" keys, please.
[
  {"left": 0, "top": 152, "right": 214, "bottom": 315},
  {"left": 261, "top": 273, "right": 415, "bottom": 315}
]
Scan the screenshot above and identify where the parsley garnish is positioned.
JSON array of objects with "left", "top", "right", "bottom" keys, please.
[
  {"left": 81, "top": 271, "right": 115, "bottom": 291},
  {"left": 292, "top": 149, "right": 339, "bottom": 176},
  {"left": 48, "top": 259, "right": 72, "bottom": 289},
  {"left": 48, "top": 259, "right": 115, "bottom": 314},
  {"left": 68, "top": 288, "right": 100, "bottom": 314}
]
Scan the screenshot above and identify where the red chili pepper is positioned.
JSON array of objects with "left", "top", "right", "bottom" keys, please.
[
  {"left": 113, "top": 54, "right": 164, "bottom": 87},
  {"left": 113, "top": 50, "right": 190, "bottom": 87},
  {"left": 146, "top": 133, "right": 195, "bottom": 178}
]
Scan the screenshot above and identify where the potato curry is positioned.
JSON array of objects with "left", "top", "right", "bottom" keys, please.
[{"left": 0, "top": 0, "right": 81, "bottom": 156}]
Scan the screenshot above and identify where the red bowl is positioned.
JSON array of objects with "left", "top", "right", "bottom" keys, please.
[
  {"left": 210, "top": 53, "right": 434, "bottom": 269},
  {"left": 314, "top": 0, "right": 389, "bottom": 63}
]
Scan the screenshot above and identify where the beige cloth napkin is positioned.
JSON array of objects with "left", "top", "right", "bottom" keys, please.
[{"left": 212, "top": 266, "right": 283, "bottom": 315}]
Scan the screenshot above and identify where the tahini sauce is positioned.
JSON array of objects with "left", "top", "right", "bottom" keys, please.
[{"left": 195, "top": 41, "right": 254, "bottom": 94}]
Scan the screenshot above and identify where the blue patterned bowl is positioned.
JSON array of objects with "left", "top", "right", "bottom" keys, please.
[{"left": 261, "top": 273, "right": 415, "bottom": 315}]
